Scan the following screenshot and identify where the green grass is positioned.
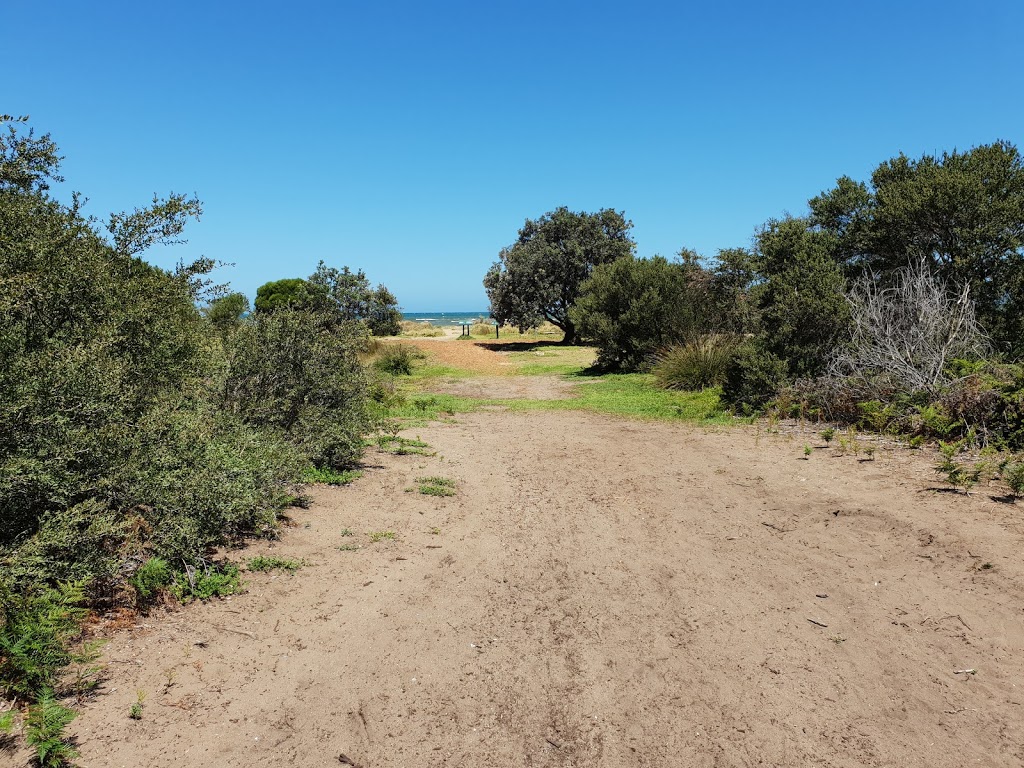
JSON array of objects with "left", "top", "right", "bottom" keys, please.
[
  {"left": 367, "top": 530, "right": 397, "bottom": 543},
  {"left": 376, "top": 434, "right": 437, "bottom": 455},
  {"left": 303, "top": 466, "right": 364, "bottom": 485},
  {"left": 247, "top": 555, "right": 302, "bottom": 573},
  {"left": 505, "top": 345, "right": 596, "bottom": 376},
  {"left": 416, "top": 476, "right": 457, "bottom": 496},
  {"left": 504, "top": 374, "right": 730, "bottom": 423}
]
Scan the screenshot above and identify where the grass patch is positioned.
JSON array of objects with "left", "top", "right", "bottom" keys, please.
[
  {"left": 505, "top": 374, "right": 730, "bottom": 423},
  {"left": 416, "top": 476, "right": 457, "bottom": 496},
  {"left": 247, "top": 555, "right": 302, "bottom": 573},
  {"left": 376, "top": 434, "right": 436, "bottom": 455},
  {"left": 505, "top": 345, "right": 597, "bottom": 376},
  {"left": 338, "top": 543, "right": 360, "bottom": 552},
  {"left": 367, "top": 530, "right": 397, "bottom": 543},
  {"left": 303, "top": 466, "right": 364, "bottom": 485}
]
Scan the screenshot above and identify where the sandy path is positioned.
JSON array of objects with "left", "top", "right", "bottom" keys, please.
[{"left": 68, "top": 412, "right": 1023, "bottom": 767}]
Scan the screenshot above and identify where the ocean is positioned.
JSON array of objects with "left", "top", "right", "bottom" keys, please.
[{"left": 402, "top": 311, "right": 492, "bottom": 327}]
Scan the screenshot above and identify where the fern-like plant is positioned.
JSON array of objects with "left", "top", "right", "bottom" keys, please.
[{"left": 25, "top": 692, "right": 78, "bottom": 768}]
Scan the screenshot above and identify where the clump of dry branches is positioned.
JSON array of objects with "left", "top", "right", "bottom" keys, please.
[{"left": 827, "top": 261, "right": 988, "bottom": 397}]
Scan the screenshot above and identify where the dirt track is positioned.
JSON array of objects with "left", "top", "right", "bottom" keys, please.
[{"left": 63, "top": 408, "right": 1024, "bottom": 767}]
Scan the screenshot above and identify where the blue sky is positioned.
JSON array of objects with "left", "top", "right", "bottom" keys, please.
[{"left": 6, "top": 0, "right": 1021, "bottom": 311}]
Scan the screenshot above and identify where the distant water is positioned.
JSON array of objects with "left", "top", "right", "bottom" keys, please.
[{"left": 402, "top": 311, "right": 492, "bottom": 327}]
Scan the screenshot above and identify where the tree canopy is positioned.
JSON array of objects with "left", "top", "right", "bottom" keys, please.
[
  {"left": 810, "top": 141, "right": 1024, "bottom": 356},
  {"left": 483, "top": 207, "right": 635, "bottom": 344}
]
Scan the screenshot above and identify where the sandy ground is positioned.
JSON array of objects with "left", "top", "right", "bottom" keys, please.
[{"left": 57, "top": 408, "right": 1024, "bottom": 768}]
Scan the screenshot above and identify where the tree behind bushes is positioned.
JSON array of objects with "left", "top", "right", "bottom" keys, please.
[
  {"left": 255, "top": 264, "right": 403, "bottom": 336},
  {"left": 484, "top": 207, "right": 635, "bottom": 344},
  {"left": 810, "top": 141, "right": 1024, "bottom": 357}
]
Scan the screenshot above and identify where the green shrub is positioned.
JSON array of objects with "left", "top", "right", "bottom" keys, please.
[
  {"left": 721, "top": 343, "right": 789, "bottom": 412},
  {"left": 130, "top": 558, "right": 172, "bottom": 604},
  {"left": 571, "top": 255, "right": 710, "bottom": 371},
  {"left": 25, "top": 692, "right": 78, "bottom": 768},
  {"left": 223, "top": 308, "right": 371, "bottom": 469},
  {"left": 1004, "top": 462, "right": 1024, "bottom": 498},
  {"left": 652, "top": 336, "right": 738, "bottom": 390},
  {"left": 373, "top": 344, "right": 423, "bottom": 375},
  {"left": 172, "top": 563, "right": 241, "bottom": 602}
]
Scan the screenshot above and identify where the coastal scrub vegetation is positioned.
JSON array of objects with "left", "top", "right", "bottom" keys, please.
[
  {"left": 487, "top": 141, "right": 1024, "bottom": 473},
  {"left": 0, "top": 117, "right": 382, "bottom": 757}
]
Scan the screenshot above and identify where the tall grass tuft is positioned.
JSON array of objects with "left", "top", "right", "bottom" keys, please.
[{"left": 653, "top": 335, "right": 738, "bottom": 391}]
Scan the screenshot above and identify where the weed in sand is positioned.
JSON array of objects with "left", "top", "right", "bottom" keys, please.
[
  {"left": 172, "top": 562, "right": 241, "bottom": 602},
  {"left": 377, "top": 435, "right": 435, "bottom": 456},
  {"left": 368, "top": 530, "right": 397, "bottom": 543},
  {"left": 820, "top": 428, "right": 835, "bottom": 443},
  {"left": 338, "top": 544, "right": 360, "bottom": 552},
  {"left": 303, "top": 467, "right": 364, "bottom": 485},
  {"left": 803, "top": 444, "right": 812, "bottom": 458},
  {"left": 430, "top": 526, "right": 441, "bottom": 535},
  {"left": 340, "top": 527, "right": 354, "bottom": 537},
  {"left": 416, "top": 476, "right": 457, "bottom": 496},
  {"left": 247, "top": 556, "right": 302, "bottom": 573}
]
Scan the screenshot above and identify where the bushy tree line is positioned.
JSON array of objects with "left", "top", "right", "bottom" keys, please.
[
  {"left": 489, "top": 141, "right": 1024, "bottom": 449},
  {"left": 0, "top": 119, "right": 380, "bottom": 743}
]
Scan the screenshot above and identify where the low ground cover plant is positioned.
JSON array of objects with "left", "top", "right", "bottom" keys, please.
[{"left": 416, "top": 477, "right": 457, "bottom": 496}]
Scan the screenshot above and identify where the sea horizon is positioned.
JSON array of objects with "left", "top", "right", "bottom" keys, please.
[{"left": 402, "top": 310, "right": 491, "bottom": 326}]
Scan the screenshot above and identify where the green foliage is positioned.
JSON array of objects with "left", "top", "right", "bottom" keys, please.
[
  {"left": 571, "top": 254, "right": 711, "bottom": 370},
  {"left": 484, "top": 207, "right": 635, "bottom": 343},
  {"left": 820, "top": 428, "right": 835, "bottom": 443},
  {"left": 203, "top": 292, "right": 250, "bottom": 338},
  {"left": 254, "top": 278, "right": 323, "bottom": 313},
  {"left": 1003, "top": 462, "right": 1024, "bottom": 498},
  {"left": 172, "top": 562, "right": 241, "bottom": 602},
  {"left": 367, "top": 530, "right": 397, "bottom": 542},
  {"left": 223, "top": 307, "right": 371, "bottom": 469},
  {"left": 130, "top": 558, "right": 172, "bottom": 604},
  {"left": 755, "top": 217, "right": 850, "bottom": 379},
  {"left": 721, "top": 343, "right": 790, "bottom": 412},
  {"left": 374, "top": 344, "right": 424, "bottom": 375},
  {"left": 0, "top": 582, "right": 89, "bottom": 703},
  {"left": 416, "top": 477, "right": 456, "bottom": 497},
  {"left": 303, "top": 466, "right": 363, "bottom": 485},
  {"left": 0, "top": 708, "right": 15, "bottom": 734},
  {"left": 652, "top": 336, "right": 738, "bottom": 390},
  {"left": 376, "top": 435, "right": 434, "bottom": 455},
  {"left": 813, "top": 142, "right": 1024, "bottom": 357},
  {"left": 247, "top": 555, "right": 302, "bottom": 573},
  {"left": 25, "top": 692, "right": 78, "bottom": 768},
  {"left": 308, "top": 262, "right": 402, "bottom": 336}
]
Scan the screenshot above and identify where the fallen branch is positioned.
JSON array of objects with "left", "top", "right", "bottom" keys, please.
[{"left": 807, "top": 618, "right": 829, "bottom": 628}]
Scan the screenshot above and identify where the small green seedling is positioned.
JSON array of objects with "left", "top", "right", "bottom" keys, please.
[
  {"left": 368, "top": 530, "right": 396, "bottom": 543},
  {"left": 338, "top": 543, "right": 359, "bottom": 552},
  {"left": 128, "top": 690, "right": 146, "bottom": 720},
  {"left": 820, "top": 428, "right": 835, "bottom": 443},
  {"left": 803, "top": 444, "right": 812, "bottom": 458}
]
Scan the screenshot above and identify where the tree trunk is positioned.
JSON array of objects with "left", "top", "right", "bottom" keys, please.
[{"left": 559, "top": 318, "right": 577, "bottom": 345}]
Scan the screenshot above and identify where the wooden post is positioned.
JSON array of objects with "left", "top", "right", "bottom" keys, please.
[{"left": 495, "top": 323, "right": 499, "bottom": 339}]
